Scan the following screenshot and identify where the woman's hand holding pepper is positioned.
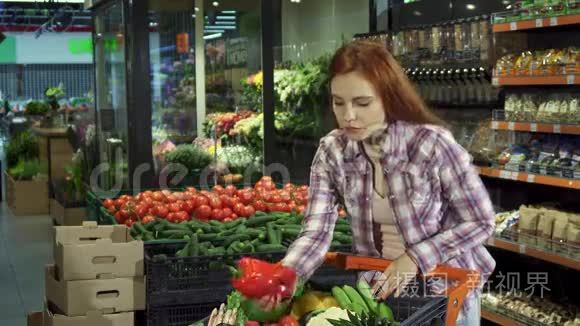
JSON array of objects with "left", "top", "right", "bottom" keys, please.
[{"left": 371, "top": 253, "right": 419, "bottom": 300}]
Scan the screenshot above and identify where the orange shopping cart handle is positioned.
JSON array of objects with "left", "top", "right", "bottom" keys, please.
[{"left": 325, "top": 252, "right": 480, "bottom": 326}]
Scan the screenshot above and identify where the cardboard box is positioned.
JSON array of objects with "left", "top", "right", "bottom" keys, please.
[
  {"left": 54, "top": 222, "right": 143, "bottom": 281},
  {"left": 28, "top": 311, "right": 43, "bottom": 326},
  {"left": 50, "top": 199, "right": 86, "bottom": 226},
  {"left": 5, "top": 171, "right": 49, "bottom": 216},
  {"left": 44, "top": 306, "right": 134, "bottom": 326},
  {"left": 45, "top": 265, "right": 145, "bottom": 316}
]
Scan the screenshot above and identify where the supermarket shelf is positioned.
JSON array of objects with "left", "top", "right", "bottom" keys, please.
[
  {"left": 481, "top": 308, "right": 521, "bottom": 326},
  {"left": 493, "top": 13, "right": 580, "bottom": 32},
  {"left": 490, "top": 121, "right": 580, "bottom": 135},
  {"left": 492, "top": 75, "right": 579, "bottom": 86},
  {"left": 486, "top": 237, "right": 580, "bottom": 271},
  {"left": 477, "top": 166, "right": 580, "bottom": 190}
]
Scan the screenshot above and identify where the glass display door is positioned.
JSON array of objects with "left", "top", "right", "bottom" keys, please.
[{"left": 93, "top": 0, "right": 129, "bottom": 190}]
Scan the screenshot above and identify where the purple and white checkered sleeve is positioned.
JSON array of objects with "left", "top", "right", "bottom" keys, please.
[
  {"left": 282, "top": 144, "right": 339, "bottom": 279},
  {"left": 407, "top": 133, "right": 495, "bottom": 274}
]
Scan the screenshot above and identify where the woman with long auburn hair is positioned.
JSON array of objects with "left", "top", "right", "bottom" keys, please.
[{"left": 263, "top": 40, "right": 494, "bottom": 325}]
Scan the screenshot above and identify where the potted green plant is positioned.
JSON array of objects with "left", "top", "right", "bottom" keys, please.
[
  {"left": 50, "top": 150, "right": 87, "bottom": 225},
  {"left": 6, "top": 159, "right": 49, "bottom": 216},
  {"left": 41, "top": 83, "right": 66, "bottom": 127}
]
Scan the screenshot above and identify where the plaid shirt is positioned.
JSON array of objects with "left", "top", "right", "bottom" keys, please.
[{"left": 282, "top": 121, "right": 495, "bottom": 311}]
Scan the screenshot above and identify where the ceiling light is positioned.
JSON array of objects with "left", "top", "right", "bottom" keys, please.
[
  {"left": 195, "top": 7, "right": 199, "bottom": 12},
  {"left": 216, "top": 15, "right": 235, "bottom": 20},
  {"left": 212, "top": 1, "right": 219, "bottom": 7},
  {"left": 205, "top": 25, "right": 235, "bottom": 29},
  {"left": 215, "top": 21, "right": 235, "bottom": 25},
  {"left": 192, "top": 14, "right": 196, "bottom": 18},
  {"left": 221, "top": 10, "right": 236, "bottom": 14},
  {"left": 466, "top": 4, "right": 476, "bottom": 10},
  {"left": 204, "top": 33, "right": 222, "bottom": 40}
]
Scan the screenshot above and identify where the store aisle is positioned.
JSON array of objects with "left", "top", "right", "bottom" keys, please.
[{"left": 0, "top": 203, "right": 54, "bottom": 326}]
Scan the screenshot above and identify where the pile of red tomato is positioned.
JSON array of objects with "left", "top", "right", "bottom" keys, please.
[{"left": 102, "top": 176, "right": 334, "bottom": 227}]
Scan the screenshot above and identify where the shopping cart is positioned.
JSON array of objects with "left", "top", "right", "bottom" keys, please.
[{"left": 192, "top": 252, "right": 479, "bottom": 326}]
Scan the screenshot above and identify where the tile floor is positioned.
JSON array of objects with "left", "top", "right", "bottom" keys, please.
[{"left": 0, "top": 203, "right": 53, "bottom": 326}]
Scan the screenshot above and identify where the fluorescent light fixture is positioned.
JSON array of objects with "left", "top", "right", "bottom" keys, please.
[
  {"left": 466, "top": 4, "right": 476, "bottom": 10},
  {"left": 205, "top": 29, "right": 224, "bottom": 33},
  {"left": 221, "top": 11, "right": 236, "bottom": 14},
  {"left": 205, "top": 25, "right": 236, "bottom": 29},
  {"left": 216, "top": 15, "right": 236, "bottom": 20},
  {"left": 215, "top": 21, "right": 235, "bottom": 25},
  {"left": 204, "top": 33, "right": 222, "bottom": 40}
]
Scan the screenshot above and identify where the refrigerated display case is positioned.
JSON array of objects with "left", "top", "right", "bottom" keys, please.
[{"left": 88, "top": 0, "right": 375, "bottom": 188}]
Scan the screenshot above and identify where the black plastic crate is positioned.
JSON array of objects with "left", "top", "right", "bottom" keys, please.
[
  {"left": 145, "top": 242, "right": 353, "bottom": 307},
  {"left": 147, "top": 301, "right": 221, "bottom": 326}
]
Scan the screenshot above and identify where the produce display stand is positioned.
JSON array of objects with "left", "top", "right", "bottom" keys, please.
[
  {"left": 5, "top": 171, "right": 49, "bottom": 216},
  {"left": 193, "top": 252, "right": 478, "bottom": 326},
  {"left": 31, "top": 126, "right": 74, "bottom": 197}
]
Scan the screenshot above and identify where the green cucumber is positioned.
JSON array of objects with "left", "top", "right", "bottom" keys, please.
[
  {"left": 224, "top": 219, "right": 244, "bottom": 229},
  {"left": 133, "top": 222, "right": 147, "bottom": 235},
  {"left": 378, "top": 303, "right": 395, "bottom": 321},
  {"left": 223, "top": 234, "right": 251, "bottom": 248},
  {"left": 331, "top": 286, "right": 351, "bottom": 309},
  {"left": 207, "top": 247, "right": 226, "bottom": 256},
  {"left": 198, "top": 233, "right": 218, "bottom": 242},
  {"left": 256, "top": 244, "right": 287, "bottom": 252},
  {"left": 334, "top": 224, "right": 352, "bottom": 233},
  {"left": 164, "top": 223, "right": 191, "bottom": 231},
  {"left": 282, "top": 228, "right": 301, "bottom": 239},
  {"left": 160, "top": 230, "right": 191, "bottom": 239},
  {"left": 267, "top": 223, "right": 280, "bottom": 245},
  {"left": 246, "top": 215, "right": 276, "bottom": 227},
  {"left": 332, "top": 233, "right": 353, "bottom": 244},
  {"left": 343, "top": 285, "right": 369, "bottom": 313},
  {"left": 189, "top": 234, "right": 200, "bottom": 256},
  {"left": 356, "top": 280, "right": 379, "bottom": 314},
  {"left": 209, "top": 220, "right": 223, "bottom": 228}
]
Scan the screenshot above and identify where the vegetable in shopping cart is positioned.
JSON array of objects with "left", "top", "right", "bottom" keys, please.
[
  {"left": 230, "top": 257, "right": 298, "bottom": 322},
  {"left": 232, "top": 257, "right": 298, "bottom": 299}
]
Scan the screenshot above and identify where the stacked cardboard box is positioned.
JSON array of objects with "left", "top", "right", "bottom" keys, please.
[{"left": 44, "top": 221, "right": 145, "bottom": 326}]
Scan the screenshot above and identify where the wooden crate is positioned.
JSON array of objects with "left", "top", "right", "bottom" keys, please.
[
  {"left": 50, "top": 199, "right": 86, "bottom": 226},
  {"left": 6, "top": 172, "right": 49, "bottom": 216}
]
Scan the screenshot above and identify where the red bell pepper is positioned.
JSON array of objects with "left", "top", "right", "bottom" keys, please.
[{"left": 232, "top": 257, "right": 297, "bottom": 299}]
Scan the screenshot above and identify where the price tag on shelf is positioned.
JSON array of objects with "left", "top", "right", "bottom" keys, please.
[
  {"left": 530, "top": 123, "right": 538, "bottom": 132},
  {"left": 550, "top": 17, "right": 558, "bottom": 26},
  {"left": 499, "top": 170, "right": 511, "bottom": 179},
  {"left": 535, "top": 19, "right": 544, "bottom": 28},
  {"left": 519, "top": 244, "right": 526, "bottom": 254},
  {"left": 553, "top": 124, "right": 561, "bottom": 134},
  {"left": 567, "top": 75, "right": 576, "bottom": 85},
  {"left": 510, "top": 22, "right": 517, "bottom": 30},
  {"left": 527, "top": 174, "right": 536, "bottom": 183},
  {"left": 508, "top": 122, "right": 515, "bottom": 130},
  {"left": 491, "top": 121, "right": 499, "bottom": 129},
  {"left": 492, "top": 77, "right": 499, "bottom": 86}
]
